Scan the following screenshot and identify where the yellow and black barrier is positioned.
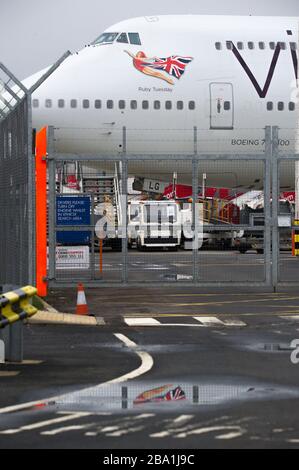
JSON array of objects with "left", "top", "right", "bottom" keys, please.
[
  {"left": 293, "top": 220, "right": 299, "bottom": 256},
  {"left": 0, "top": 285, "right": 38, "bottom": 329}
]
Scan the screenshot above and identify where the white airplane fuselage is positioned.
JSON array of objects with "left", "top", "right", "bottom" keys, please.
[{"left": 24, "top": 15, "right": 299, "bottom": 189}]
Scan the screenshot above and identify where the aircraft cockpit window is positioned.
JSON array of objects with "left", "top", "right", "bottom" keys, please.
[
  {"left": 128, "top": 33, "right": 141, "bottom": 45},
  {"left": 117, "top": 33, "right": 129, "bottom": 44},
  {"left": 92, "top": 32, "right": 119, "bottom": 45}
]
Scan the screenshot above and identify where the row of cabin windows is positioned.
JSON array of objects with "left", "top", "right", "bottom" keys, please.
[
  {"left": 215, "top": 41, "right": 297, "bottom": 51},
  {"left": 267, "top": 101, "right": 296, "bottom": 111},
  {"left": 32, "top": 99, "right": 196, "bottom": 110}
]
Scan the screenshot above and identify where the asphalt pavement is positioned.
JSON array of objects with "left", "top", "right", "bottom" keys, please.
[{"left": 1, "top": 288, "right": 299, "bottom": 448}]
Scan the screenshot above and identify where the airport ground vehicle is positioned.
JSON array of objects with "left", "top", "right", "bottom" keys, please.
[
  {"left": 234, "top": 202, "right": 293, "bottom": 253},
  {"left": 234, "top": 230, "right": 292, "bottom": 254},
  {"left": 130, "top": 200, "right": 181, "bottom": 250}
]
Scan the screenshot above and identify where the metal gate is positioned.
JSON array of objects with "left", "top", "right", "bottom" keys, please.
[{"left": 46, "top": 126, "right": 287, "bottom": 289}]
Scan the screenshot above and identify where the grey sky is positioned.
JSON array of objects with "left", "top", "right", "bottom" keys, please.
[{"left": 1, "top": 0, "right": 299, "bottom": 79}]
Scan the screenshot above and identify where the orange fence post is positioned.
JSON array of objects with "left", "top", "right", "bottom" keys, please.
[
  {"left": 35, "top": 127, "right": 48, "bottom": 297},
  {"left": 99, "top": 239, "right": 103, "bottom": 274}
]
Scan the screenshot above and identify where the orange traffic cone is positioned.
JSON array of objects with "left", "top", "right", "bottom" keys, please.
[{"left": 76, "top": 283, "right": 88, "bottom": 315}]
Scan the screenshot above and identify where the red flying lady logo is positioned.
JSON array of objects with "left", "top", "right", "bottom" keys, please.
[{"left": 125, "top": 50, "right": 193, "bottom": 85}]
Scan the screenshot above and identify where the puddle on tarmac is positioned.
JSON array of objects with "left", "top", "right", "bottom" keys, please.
[
  {"left": 244, "top": 342, "right": 296, "bottom": 353},
  {"left": 72, "top": 343, "right": 202, "bottom": 353},
  {"left": 47, "top": 377, "right": 299, "bottom": 413}
]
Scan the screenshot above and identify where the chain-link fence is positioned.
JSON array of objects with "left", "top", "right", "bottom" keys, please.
[
  {"left": 47, "top": 126, "right": 282, "bottom": 288},
  {"left": 0, "top": 54, "right": 70, "bottom": 292},
  {"left": 0, "top": 65, "right": 34, "bottom": 289}
]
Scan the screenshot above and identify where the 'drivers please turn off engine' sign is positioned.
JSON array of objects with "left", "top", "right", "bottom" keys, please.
[{"left": 56, "top": 196, "right": 91, "bottom": 244}]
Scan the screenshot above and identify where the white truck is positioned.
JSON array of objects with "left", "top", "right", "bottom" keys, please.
[{"left": 128, "top": 200, "right": 181, "bottom": 250}]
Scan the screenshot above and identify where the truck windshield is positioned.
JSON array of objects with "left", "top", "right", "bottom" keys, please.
[
  {"left": 144, "top": 204, "right": 177, "bottom": 223},
  {"left": 92, "top": 32, "right": 119, "bottom": 45},
  {"left": 130, "top": 205, "right": 140, "bottom": 222}
]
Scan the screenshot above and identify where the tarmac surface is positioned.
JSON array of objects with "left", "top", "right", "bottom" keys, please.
[
  {"left": 53, "top": 249, "right": 298, "bottom": 283},
  {"left": 2, "top": 286, "right": 299, "bottom": 448}
]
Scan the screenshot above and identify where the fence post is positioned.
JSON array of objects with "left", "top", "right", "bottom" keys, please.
[
  {"left": 193, "top": 126, "right": 197, "bottom": 155},
  {"left": 2, "top": 284, "right": 23, "bottom": 362},
  {"left": 192, "top": 158, "right": 199, "bottom": 283},
  {"left": 121, "top": 158, "right": 128, "bottom": 284},
  {"left": 0, "top": 336, "right": 4, "bottom": 363},
  {"left": 48, "top": 126, "right": 56, "bottom": 285},
  {"left": 7, "top": 322, "right": 23, "bottom": 362},
  {"left": 264, "top": 126, "right": 272, "bottom": 288},
  {"left": 122, "top": 126, "right": 127, "bottom": 155},
  {"left": 272, "top": 126, "right": 279, "bottom": 291},
  {"left": 27, "top": 93, "right": 35, "bottom": 287},
  {"left": 35, "top": 127, "right": 48, "bottom": 296}
]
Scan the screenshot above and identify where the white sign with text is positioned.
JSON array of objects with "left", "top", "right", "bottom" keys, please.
[{"left": 56, "top": 246, "right": 90, "bottom": 270}]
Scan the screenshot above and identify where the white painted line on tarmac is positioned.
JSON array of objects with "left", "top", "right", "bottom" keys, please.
[
  {"left": 124, "top": 317, "right": 161, "bottom": 326},
  {"left": 279, "top": 315, "right": 299, "bottom": 321},
  {"left": 193, "top": 316, "right": 225, "bottom": 326},
  {"left": 0, "top": 333, "right": 153, "bottom": 415},
  {"left": 111, "top": 333, "right": 153, "bottom": 383},
  {"left": 194, "top": 316, "right": 246, "bottom": 327},
  {"left": 221, "top": 319, "right": 247, "bottom": 327},
  {"left": 41, "top": 424, "right": 92, "bottom": 436},
  {"left": 124, "top": 317, "right": 246, "bottom": 328},
  {"left": 0, "top": 411, "right": 92, "bottom": 434}
]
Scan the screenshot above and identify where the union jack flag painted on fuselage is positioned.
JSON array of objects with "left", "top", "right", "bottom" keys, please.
[{"left": 145, "top": 56, "right": 193, "bottom": 79}]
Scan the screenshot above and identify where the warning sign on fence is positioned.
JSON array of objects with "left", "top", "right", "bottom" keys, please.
[{"left": 55, "top": 246, "right": 90, "bottom": 270}]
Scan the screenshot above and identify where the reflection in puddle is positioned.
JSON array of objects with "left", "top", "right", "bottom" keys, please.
[
  {"left": 133, "top": 384, "right": 186, "bottom": 405},
  {"left": 49, "top": 378, "right": 299, "bottom": 412}
]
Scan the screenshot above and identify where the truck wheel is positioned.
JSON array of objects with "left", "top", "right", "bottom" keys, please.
[{"left": 239, "top": 247, "right": 247, "bottom": 254}]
